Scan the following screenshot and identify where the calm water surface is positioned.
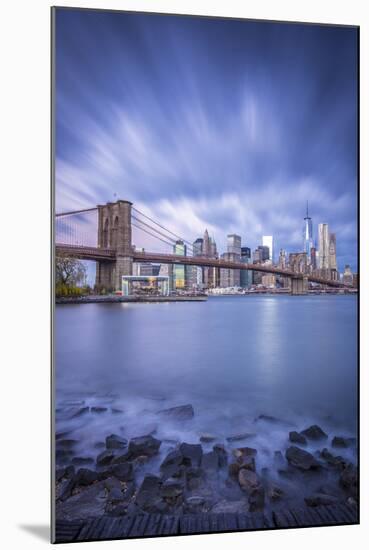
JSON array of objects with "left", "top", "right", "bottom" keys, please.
[{"left": 55, "top": 295, "right": 357, "bottom": 468}]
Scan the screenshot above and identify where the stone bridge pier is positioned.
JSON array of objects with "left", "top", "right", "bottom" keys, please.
[
  {"left": 95, "top": 200, "right": 133, "bottom": 291},
  {"left": 290, "top": 275, "right": 308, "bottom": 295}
]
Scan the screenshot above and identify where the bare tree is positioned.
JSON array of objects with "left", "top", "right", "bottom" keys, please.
[{"left": 56, "top": 254, "right": 87, "bottom": 287}]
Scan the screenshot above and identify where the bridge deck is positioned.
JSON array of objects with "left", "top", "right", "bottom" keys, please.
[{"left": 55, "top": 504, "right": 358, "bottom": 542}]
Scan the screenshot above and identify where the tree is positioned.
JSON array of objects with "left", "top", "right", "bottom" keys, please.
[{"left": 55, "top": 254, "right": 87, "bottom": 287}]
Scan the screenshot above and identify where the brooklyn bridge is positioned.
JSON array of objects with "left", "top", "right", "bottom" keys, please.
[{"left": 55, "top": 199, "right": 350, "bottom": 295}]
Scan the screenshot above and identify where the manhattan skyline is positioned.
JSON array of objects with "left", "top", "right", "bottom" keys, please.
[{"left": 55, "top": 9, "right": 358, "bottom": 271}]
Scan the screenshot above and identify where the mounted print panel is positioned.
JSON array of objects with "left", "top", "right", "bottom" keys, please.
[{"left": 52, "top": 6, "right": 359, "bottom": 543}]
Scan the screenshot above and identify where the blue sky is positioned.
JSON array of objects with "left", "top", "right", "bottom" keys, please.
[{"left": 55, "top": 8, "right": 358, "bottom": 272}]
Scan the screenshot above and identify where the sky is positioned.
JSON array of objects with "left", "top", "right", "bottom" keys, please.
[{"left": 55, "top": 8, "right": 358, "bottom": 272}]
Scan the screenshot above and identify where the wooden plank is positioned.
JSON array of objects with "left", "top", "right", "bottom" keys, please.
[
  {"left": 144, "top": 513, "right": 162, "bottom": 536},
  {"left": 237, "top": 514, "right": 252, "bottom": 531}
]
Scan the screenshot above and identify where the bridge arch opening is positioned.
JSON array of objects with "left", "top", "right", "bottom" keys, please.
[{"left": 111, "top": 215, "right": 119, "bottom": 249}]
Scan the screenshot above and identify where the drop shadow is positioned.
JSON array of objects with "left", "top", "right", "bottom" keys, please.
[{"left": 19, "top": 524, "right": 50, "bottom": 543}]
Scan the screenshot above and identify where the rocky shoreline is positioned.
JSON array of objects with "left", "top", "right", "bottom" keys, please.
[
  {"left": 56, "top": 295, "right": 208, "bottom": 305},
  {"left": 55, "top": 404, "right": 357, "bottom": 525}
]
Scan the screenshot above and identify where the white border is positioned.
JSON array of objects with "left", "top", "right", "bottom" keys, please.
[{"left": 1, "top": 1, "right": 367, "bottom": 548}]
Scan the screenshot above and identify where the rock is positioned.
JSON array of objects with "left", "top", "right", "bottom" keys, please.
[
  {"left": 111, "top": 408, "right": 123, "bottom": 414},
  {"left": 332, "top": 436, "right": 355, "bottom": 448},
  {"left": 105, "top": 462, "right": 133, "bottom": 482},
  {"left": 56, "top": 477, "right": 75, "bottom": 501},
  {"left": 199, "top": 433, "right": 217, "bottom": 443},
  {"left": 111, "top": 451, "right": 131, "bottom": 465},
  {"left": 300, "top": 424, "right": 327, "bottom": 440},
  {"left": 96, "top": 449, "right": 117, "bottom": 467},
  {"left": 55, "top": 449, "right": 73, "bottom": 464},
  {"left": 285, "top": 446, "right": 320, "bottom": 470},
  {"left": 267, "top": 484, "right": 284, "bottom": 501},
  {"left": 213, "top": 444, "right": 228, "bottom": 467},
  {"left": 248, "top": 486, "right": 265, "bottom": 512},
  {"left": 71, "top": 457, "right": 94, "bottom": 466},
  {"left": 74, "top": 468, "right": 99, "bottom": 486},
  {"left": 305, "top": 493, "right": 339, "bottom": 507},
  {"left": 157, "top": 404, "right": 194, "bottom": 420},
  {"left": 180, "top": 442, "right": 203, "bottom": 467},
  {"left": 339, "top": 463, "right": 358, "bottom": 494},
  {"left": 106, "top": 434, "right": 128, "bottom": 450},
  {"left": 320, "top": 448, "right": 347, "bottom": 469},
  {"left": 161, "top": 478, "right": 184, "bottom": 498},
  {"left": 135, "top": 475, "right": 167, "bottom": 512},
  {"left": 226, "top": 433, "right": 255, "bottom": 442},
  {"left": 71, "top": 406, "right": 90, "bottom": 418},
  {"left": 238, "top": 469, "right": 260, "bottom": 492},
  {"left": 160, "top": 450, "right": 184, "bottom": 479},
  {"left": 128, "top": 435, "right": 161, "bottom": 458},
  {"left": 255, "top": 414, "right": 290, "bottom": 426},
  {"left": 185, "top": 467, "right": 205, "bottom": 490},
  {"left": 91, "top": 406, "right": 108, "bottom": 413},
  {"left": 233, "top": 447, "right": 257, "bottom": 459},
  {"left": 289, "top": 431, "right": 307, "bottom": 445},
  {"left": 201, "top": 451, "right": 219, "bottom": 471},
  {"left": 184, "top": 496, "right": 206, "bottom": 513},
  {"left": 55, "top": 480, "right": 109, "bottom": 520}
]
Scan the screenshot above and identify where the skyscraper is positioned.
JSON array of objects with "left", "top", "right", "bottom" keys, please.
[
  {"left": 240, "top": 246, "right": 252, "bottom": 288},
  {"left": 318, "top": 223, "right": 330, "bottom": 269},
  {"left": 329, "top": 233, "right": 337, "bottom": 270},
  {"left": 227, "top": 234, "right": 241, "bottom": 256},
  {"left": 262, "top": 236, "right": 273, "bottom": 264},
  {"left": 278, "top": 249, "right": 287, "bottom": 269},
  {"left": 303, "top": 201, "right": 314, "bottom": 261}
]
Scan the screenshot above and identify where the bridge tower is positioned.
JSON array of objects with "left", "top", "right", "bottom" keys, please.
[
  {"left": 291, "top": 275, "right": 308, "bottom": 295},
  {"left": 95, "top": 200, "right": 133, "bottom": 291}
]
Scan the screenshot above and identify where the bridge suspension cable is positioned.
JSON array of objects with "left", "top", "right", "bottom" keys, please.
[
  {"left": 132, "top": 207, "right": 195, "bottom": 251},
  {"left": 131, "top": 222, "right": 179, "bottom": 248}
]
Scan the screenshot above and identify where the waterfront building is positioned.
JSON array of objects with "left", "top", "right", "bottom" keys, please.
[
  {"left": 173, "top": 240, "right": 187, "bottom": 289},
  {"left": 240, "top": 246, "right": 252, "bottom": 288},
  {"left": 262, "top": 235, "right": 274, "bottom": 264},
  {"left": 139, "top": 263, "right": 160, "bottom": 276},
  {"left": 193, "top": 237, "right": 203, "bottom": 256},
  {"left": 261, "top": 274, "right": 276, "bottom": 288},
  {"left": 159, "top": 263, "right": 173, "bottom": 291},
  {"left": 318, "top": 223, "right": 330, "bottom": 269},
  {"left": 343, "top": 264, "right": 354, "bottom": 286},
  {"left": 303, "top": 202, "right": 314, "bottom": 261},
  {"left": 329, "top": 233, "right": 337, "bottom": 270}
]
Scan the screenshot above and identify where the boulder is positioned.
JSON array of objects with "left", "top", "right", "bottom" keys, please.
[
  {"left": 96, "top": 449, "right": 117, "bottom": 467},
  {"left": 55, "top": 480, "right": 109, "bottom": 520},
  {"left": 339, "top": 463, "right": 358, "bottom": 494},
  {"left": 213, "top": 444, "right": 228, "bottom": 467},
  {"left": 248, "top": 486, "right": 265, "bottom": 512},
  {"left": 184, "top": 496, "right": 206, "bottom": 513},
  {"left": 111, "top": 450, "right": 131, "bottom": 465},
  {"left": 74, "top": 468, "right": 99, "bottom": 486},
  {"left": 104, "top": 462, "right": 133, "bottom": 482},
  {"left": 111, "top": 408, "right": 123, "bottom": 414},
  {"left": 267, "top": 484, "right": 284, "bottom": 501},
  {"left": 161, "top": 478, "right": 184, "bottom": 498},
  {"left": 91, "top": 406, "right": 108, "bottom": 413},
  {"left": 157, "top": 404, "right": 194, "bottom": 420},
  {"left": 180, "top": 442, "right": 203, "bottom": 467},
  {"left": 238, "top": 469, "right": 260, "bottom": 492},
  {"left": 185, "top": 467, "right": 205, "bottom": 490},
  {"left": 289, "top": 431, "right": 307, "bottom": 445},
  {"left": 332, "top": 436, "right": 355, "bottom": 448},
  {"left": 233, "top": 447, "right": 257, "bottom": 459},
  {"left": 128, "top": 435, "right": 161, "bottom": 458},
  {"left": 285, "top": 446, "right": 320, "bottom": 470},
  {"left": 106, "top": 434, "right": 128, "bottom": 450},
  {"left": 226, "top": 433, "right": 255, "bottom": 442},
  {"left": 201, "top": 451, "right": 219, "bottom": 471},
  {"left": 305, "top": 493, "right": 339, "bottom": 507},
  {"left": 160, "top": 449, "right": 184, "bottom": 479},
  {"left": 320, "top": 448, "right": 347, "bottom": 469},
  {"left": 56, "top": 439, "right": 79, "bottom": 449},
  {"left": 71, "top": 406, "right": 90, "bottom": 418},
  {"left": 135, "top": 475, "right": 167, "bottom": 512},
  {"left": 300, "top": 424, "right": 327, "bottom": 440},
  {"left": 211, "top": 499, "right": 249, "bottom": 513}
]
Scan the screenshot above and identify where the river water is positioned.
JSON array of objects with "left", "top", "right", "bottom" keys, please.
[{"left": 55, "top": 295, "right": 357, "bottom": 478}]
